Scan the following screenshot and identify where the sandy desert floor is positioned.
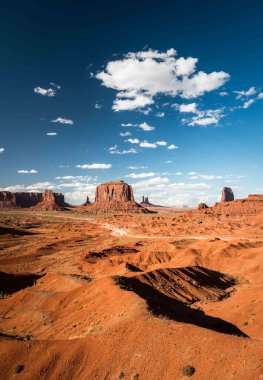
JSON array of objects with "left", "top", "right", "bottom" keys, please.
[{"left": 0, "top": 207, "right": 263, "bottom": 379}]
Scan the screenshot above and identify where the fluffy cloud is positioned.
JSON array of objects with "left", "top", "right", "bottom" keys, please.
[
  {"left": 234, "top": 86, "right": 256, "bottom": 99},
  {"left": 155, "top": 112, "right": 165, "bottom": 118},
  {"left": 0, "top": 148, "right": 5, "bottom": 153},
  {"left": 219, "top": 91, "right": 228, "bottom": 96},
  {"left": 108, "top": 145, "right": 137, "bottom": 154},
  {"left": 96, "top": 48, "right": 229, "bottom": 111},
  {"left": 187, "top": 108, "right": 223, "bottom": 126},
  {"left": 46, "top": 132, "right": 57, "bottom": 136},
  {"left": 179, "top": 103, "right": 198, "bottom": 113},
  {"left": 139, "top": 141, "right": 157, "bottom": 148},
  {"left": 125, "top": 172, "right": 156, "bottom": 178},
  {"left": 120, "top": 132, "right": 131, "bottom": 137},
  {"left": 76, "top": 163, "right": 112, "bottom": 169},
  {"left": 17, "top": 169, "right": 38, "bottom": 174},
  {"left": 138, "top": 122, "right": 155, "bottom": 131},
  {"left": 243, "top": 99, "right": 255, "bottom": 109},
  {"left": 167, "top": 144, "right": 178, "bottom": 150},
  {"left": 51, "top": 117, "right": 74, "bottom": 125},
  {"left": 156, "top": 141, "right": 167, "bottom": 146},
  {"left": 95, "top": 103, "right": 102, "bottom": 109},
  {"left": 121, "top": 122, "right": 154, "bottom": 131},
  {"left": 34, "top": 87, "right": 56, "bottom": 97},
  {"left": 125, "top": 138, "right": 140, "bottom": 144}
]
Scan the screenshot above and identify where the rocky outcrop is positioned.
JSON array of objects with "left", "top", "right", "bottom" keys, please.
[
  {"left": 198, "top": 203, "right": 208, "bottom": 210},
  {"left": 140, "top": 196, "right": 162, "bottom": 208},
  {"left": 247, "top": 194, "right": 263, "bottom": 201},
  {"left": 221, "top": 187, "right": 234, "bottom": 202},
  {"left": 84, "top": 180, "right": 149, "bottom": 213},
  {"left": 0, "top": 191, "right": 17, "bottom": 208},
  {"left": 83, "top": 196, "right": 91, "bottom": 206},
  {"left": 31, "top": 190, "right": 68, "bottom": 211}
]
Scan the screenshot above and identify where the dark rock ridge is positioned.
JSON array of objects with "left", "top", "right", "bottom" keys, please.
[
  {"left": 198, "top": 203, "right": 209, "bottom": 210},
  {"left": 84, "top": 180, "right": 150, "bottom": 213},
  {"left": 221, "top": 187, "right": 234, "bottom": 202},
  {"left": 0, "top": 190, "right": 69, "bottom": 210}
]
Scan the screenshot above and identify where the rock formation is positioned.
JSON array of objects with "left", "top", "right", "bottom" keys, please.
[
  {"left": 198, "top": 203, "right": 209, "bottom": 210},
  {"left": 221, "top": 187, "right": 234, "bottom": 202},
  {"left": 140, "top": 196, "right": 162, "bottom": 208},
  {"left": 0, "top": 191, "right": 17, "bottom": 208},
  {"left": 15, "top": 192, "right": 43, "bottom": 207},
  {"left": 247, "top": 194, "right": 263, "bottom": 201},
  {"left": 83, "top": 196, "right": 91, "bottom": 206},
  {"left": 84, "top": 180, "right": 149, "bottom": 213},
  {"left": 31, "top": 190, "right": 68, "bottom": 211}
]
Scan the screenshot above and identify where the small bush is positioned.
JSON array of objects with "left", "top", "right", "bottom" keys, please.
[{"left": 182, "top": 365, "right": 195, "bottom": 377}]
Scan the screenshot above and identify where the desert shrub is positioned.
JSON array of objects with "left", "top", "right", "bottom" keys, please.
[
  {"left": 182, "top": 365, "right": 195, "bottom": 377},
  {"left": 14, "top": 364, "right": 24, "bottom": 374}
]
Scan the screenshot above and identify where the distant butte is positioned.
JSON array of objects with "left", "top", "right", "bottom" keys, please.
[{"left": 83, "top": 180, "right": 150, "bottom": 213}]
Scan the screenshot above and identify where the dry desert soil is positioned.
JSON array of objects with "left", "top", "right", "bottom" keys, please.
[{"left": 0, "top": 205, "right": 263, "bottom": 379}]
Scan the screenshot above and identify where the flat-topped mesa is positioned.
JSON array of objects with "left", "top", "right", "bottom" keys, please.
[
  {"left": 95, "top": 180, "right": 134, "bottom": 203},
  {"left": 31, "top": 190, "right": 68, "bottom": 211},
  {"left": 221, "top": 187, "right": 234, "bottom": 202},
  {"left": 84, "top": 180, "right": 149, "bottom": 213}
]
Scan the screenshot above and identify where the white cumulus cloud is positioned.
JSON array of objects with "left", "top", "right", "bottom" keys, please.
[
  {"left": 46, "top": 132, "right": 57, "bottom": 136},
  {"left": 34, "top": 86, "right": 56, "bottom": 97},
  {"left": 96, "top": 48, "right": 229, "bottom": 111},
  {"left": 17, "top": 169, "right": 38, "bottom": 174},
  {"left": 76, "top": 163, "right": 112, "bottom": 169},
  {"left": 0, "top": 148, "right": 5, "bottom": 153}
]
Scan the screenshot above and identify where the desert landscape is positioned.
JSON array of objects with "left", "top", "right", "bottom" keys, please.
[
  {"left": 0, "top": 181, "right": 262, "bottom": 379},
  {"left": 2, "top": 1, "right": 263, "bottom": 379}
]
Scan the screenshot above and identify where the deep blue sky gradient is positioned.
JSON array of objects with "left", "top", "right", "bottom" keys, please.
[{"left": 1, "top": 0, "right": 262, "bottom": 205}]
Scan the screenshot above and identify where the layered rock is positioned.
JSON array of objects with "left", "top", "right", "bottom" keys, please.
[
  {"left": 84, "top": 180, "right": 149, "bottom": 213},
  {"left": 31, "top": 190, "right": 68, "bottom": 211},
  {"left": 221, "top": 187, "right": 234, "bottom": 202}
]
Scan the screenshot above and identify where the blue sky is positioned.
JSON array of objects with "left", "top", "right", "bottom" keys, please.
[{"left": 1, "top": 0, "right": 262, "bottom": 206}]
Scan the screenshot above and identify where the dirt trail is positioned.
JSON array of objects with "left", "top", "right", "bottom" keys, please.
[{"left": 25, "top": 211, "right": 235, "bottom": 241}]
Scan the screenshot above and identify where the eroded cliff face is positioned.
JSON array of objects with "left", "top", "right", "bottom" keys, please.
[
  {"left": 0, "top": 190, "right": 68, "bottom": 210},
  {"left": 15, "top": 192, "right": 43, "bottom": 207},
  {"left": 0, "top": 191, "right": 16, "bottom": 208},
  {"left": 31, "top": 190, "right": 67, "bottom": 211},
  {"left": 84, "top": 181, "right": 149, "bottom": 213},
  {"left": 95, "top": 181, "right": 135, "bottom": 203}
]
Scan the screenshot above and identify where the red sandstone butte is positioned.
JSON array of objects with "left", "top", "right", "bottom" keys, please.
[{"left": 83, "top": 180, "right": 149, "bottom": 213}]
